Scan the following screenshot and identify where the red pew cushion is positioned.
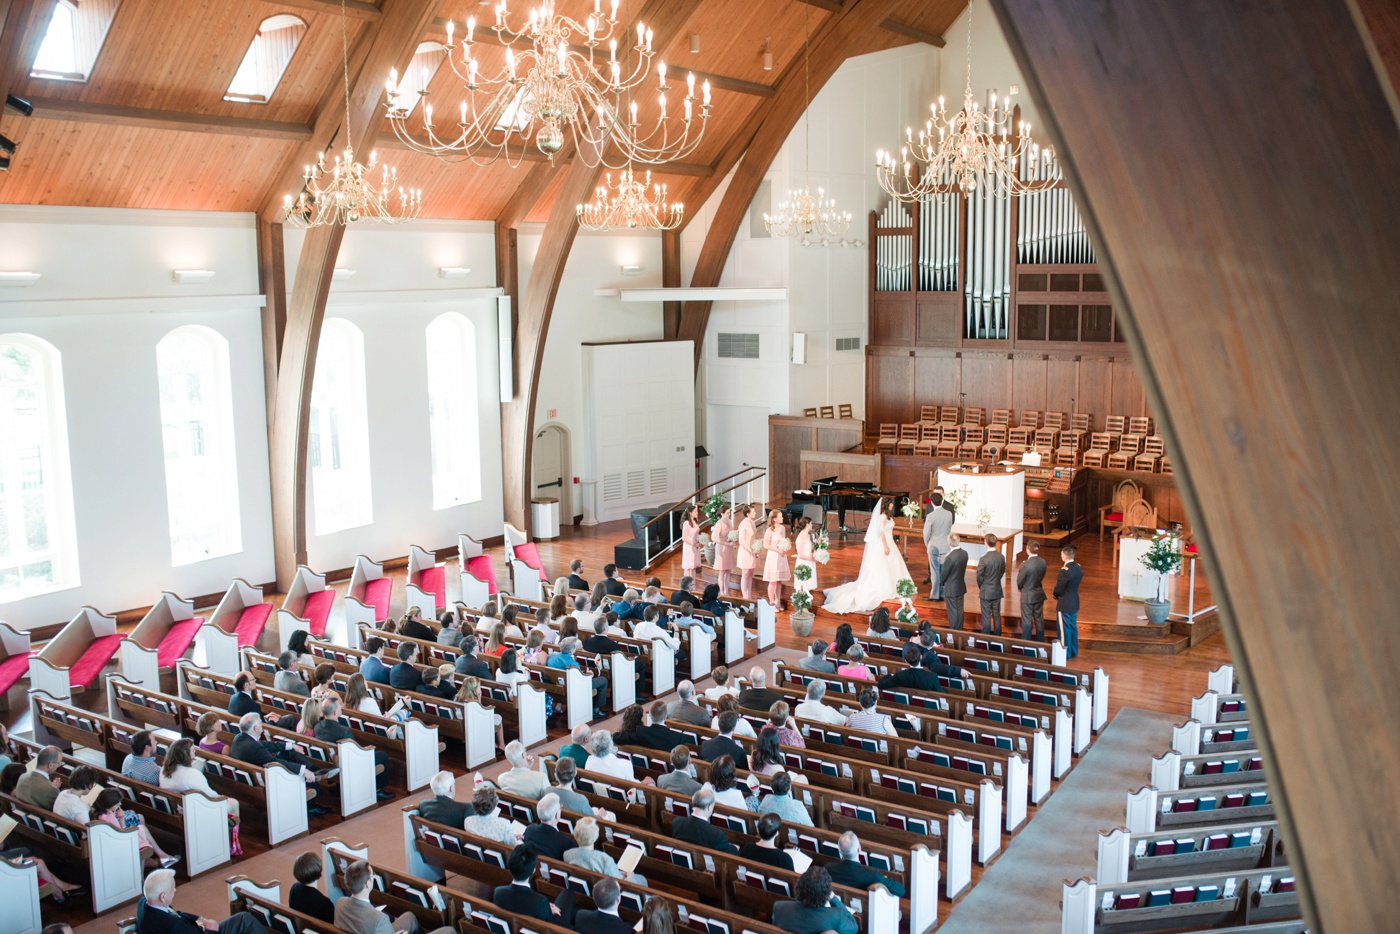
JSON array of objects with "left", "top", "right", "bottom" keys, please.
[
  {"left": 363, "top": 578, "right": 393, "bottom": 620},
  {"left": 0, "top": 651, "right": 34, "bottom": 694},
  {"left": 302, "top": 590, "right": 335, "bottom": 637},
  {"left": 70, "top": 634, "right": 124, "bottom": 690},
  {"left": 233, "top": 603, "right": 273, "bottom": 646},
  {"left": 417, "top": 566, "right": 447, "bottom": 610},
  {"left": 156, "top": 617, "right": 204, "bottom": 668},
  {"left": 513, "top": 542, "right": 549, "bottom": 581},
  {"left": 465, "top": 555, "right": 498, "bottom": 595}
]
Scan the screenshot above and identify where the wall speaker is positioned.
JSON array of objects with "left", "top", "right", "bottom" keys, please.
[{"left": 791, "top": 331, "right": 806, "bottom": 365}]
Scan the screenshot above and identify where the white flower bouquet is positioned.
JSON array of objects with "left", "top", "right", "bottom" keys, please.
[
  {"left": 698, "top": 533, "right": 711, "bottom": 545},
  {"left": 901, "top": 500, "right": 922, "bottom": 520},
  {"left": 776, "top": 538, "right": 792, "bottom": 554},
  {"left": 813, "top": 547, "right": 831, "bottom": 566},
  {"left": 727, "top": 531, "right": 739, "bottom": 543}
]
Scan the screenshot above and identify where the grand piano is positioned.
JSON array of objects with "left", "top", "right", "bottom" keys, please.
[{"left": 789, "top": 477, "right": 908, "bottom": 532}]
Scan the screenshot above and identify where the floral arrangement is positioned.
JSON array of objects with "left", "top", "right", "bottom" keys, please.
[
  {"left": 944, "top": 490, "right": 967, "bottom": 514},
  {"left": 1139, "top": 530, "right": 1183, "bottom": 603},
  {"left": 901, "top": 500, "right": 922, "bottom": 520},
  {"left": 812, "top": 528, "right": 831, "bottom": 565},
  {"left": 702, "top": 492, "right": 727, "bottom": 523},
  {"left": 794, "top": 563, "right": 813, "bottom": 582},
  {"left": 698, "top": 532, "right": 711, "bottom": 545},
  {"left": 977, "top": 507, "right": 993, "bottom": 529},
  {"left": 895, "top": 604, "right": 918, "bottom": 625},
  {"left": 727, "top": 531, "right": 739, "bottom": 542},
  {"left": 790, "top": 591, "right": 813, "bottom": 615},
  {"left": 895, "top": 578, "right": 917, "bottom": 599},
  {"left": 775, "top": 538, "right": 792, "bottom": 553}
]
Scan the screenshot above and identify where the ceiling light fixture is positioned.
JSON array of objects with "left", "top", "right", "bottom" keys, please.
[
  {"left": 0, "top": 272, "right": 41, "bottom": 287},
  {"left": 577, "top": 164, "right": 682, "bottom": 230},
  {"left": 171, "top": 269, "right": 216, "bottom": 284},
  {"left": 438, "top": 266, "right": 473, "bottom": 279}
]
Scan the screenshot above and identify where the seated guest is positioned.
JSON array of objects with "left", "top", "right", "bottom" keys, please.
[
  {"left": 704, "top": 754, "right": 754, "bottom": 812},
  {"left": 196, "top": 712, "right": 229, "bottom": 755},
  {"left": 671, "top": 787, "right": 737, "bottom": 853},
  {"left": 675, "top": 602, "right": 713, "bottom": 637},
  {"left": 418, "top": 770, "right": 470, "bottom": 826},
  {"left": 547, "top": 637, "right": 609, "bottom": 718},
  {"left": 314, "top": 697, "right": 393, "bottom": 799},
  {"left": 566, "top": 595, "right": 594, "bottom": 634},
  {"left": 602, "top": 564, "right": 627, "bottom": 597},
  {"left": 829, "top": 623, "right": 857, "bottom": 659},
  {"left": 703, "top": 665, "right": 737, "bottom": 700},
  {"left": 701, "top": 710, "right": 751, "bottom": 771},
  {"left": 122, "top": 730, "right": 163, "bottom": 784},
  {"left": 772, "top": 865, "right": 859, "bottom": 934},
  {"left": 865, "top": 607, "right": 899, "bottom": 641},
  {"left": 757, "top": 769, "right": 813, "bottom": 826},
  {"left": 482, "top": 622, "right": 510, "bottom": 658},
  {"left": 584, "top": 730, "right": 636, "bottom": 781},
  {"left": 495, "top": 647, "right": 531, "bottom": 697},
  {"left": 493, "top": 844, "right": 575, "bottom": 923},
  {"left": 923, "top": 647, "right": 973, "bottom": 683},
  {"left": 711, "top": 694, "right": 757, "bottom": 739},
  {"left": 463, "top": 786, "right": 522, "bottom": 848},
  {"left": 418, "top": 665, "right": 456, "bottom": 701},
  {"left": 698, "top": 583, "right": 729, "bottom": 618},
  {"left": 844, "top": 688, "right": 897, "bottom": 737},
  {"left": 876, "top": 643, "right": 960, "bottom": 694},
  {"left": 337, "top": 858, "right": 450, "bottom": 934},
  {"left": 836, "top": 645, "right": 873, "bottom": 681},
  {"left": 53, "top": 765, "right": 98, "bottom": 823},
  {"left": 359, "top": 639, "right": 393, "bottom": 684},
  {"left": 750, "top": 726, "right": 805, "bottom": 783},
  {"left": 642, "top": 584, "right": 665, "bottom": 605},
  {"left": 94, "top": 788, "right": 178, "bottom": 869},
  {"left": 558, "top": 724, "right": 592, "bottom": 769},
  {"left": 574, "top": 877, "right": 633, "bottom": 934},
  {"left": 582, "top": 617, "right": 626, "bottom": 655},
  {"left": 797, "top": 640, "right": 835, "bottom": 673},
  {"left": 666, "top": 680, "right": 710, "bottom": 726},
  {"left": 633, "top": 605, "right": 681, "bottom": 653},
  {"left": 499, "top": 606, "right": 526, "bottom": 640},
  {"left": 160, "top": 737, "right": 241, "bottom": 831},
  {"left": 626, "top": 702, "right": 689, "bottom": 752},
  {"left": 564, "top": 816, "right": 647, "bottom": 884},
  {"left": 609, "top": 589, "right": 646, "bottom": 621},
  {"left": 273, "top": 652, "right": 309, "bottom": 696},
  {"left": 548, "top": 757, "right": 597, "bottom": 817},
  {"left": 436, "top": 610, "right": 464, "bottom": 647},
  {"left": 522, "top": 793, "right": 575, "bottom": 860},
  {"left": 824, "top": 831, "right": 905, "bottom": 897},
  {"left": 473, "top": 601, "right": 501, "bottom": 635},
  {"left": 611, "top": 704, "right": 647, "bottom": 749},
  {"left": 670, "top": 576, "right": 700, "bottom": 607},
  {"left": 137, "top": 868, "right": 270, "bottom": 934},
  {"left": 390, "top": 642, "right": 425, "bottom": 691},
  {"left": 231, "top": 713, "right": 332, "bottom": 815},
  {"left": 740, "top": 812, "right": 795, "bottom": 871},
  {"left": 227, "top": 672, "right": 263, "bottom": 718},
  {"left": 399, "top": 607, "right": 434, "bottom": 641},
  {"left": 453, "top": 677, "right": 506, "bottom": 749},
  {"left": 453, "top": 634, "right": 492, "bottom": 678},
  {"left": 795, "top": 679, "right": 846, "bottom": 725},
  {"left": 737, "top": 667, "right": 782, "bottom": 711},
  {"left": 288, "top": 852, "right": 337, "bottom": 924},
  {"left": 287, "top": 630, "right": 316, "bottom": 668},
  {"left": 568, "top": 559, "right": 589, "bottom": 592},
  {"left": 657, "top": 745, "right": 701, "bottom": 795},
  {"left": 498, "top": 740, "right": 550, "bottom": 800},
  {"left": 310, "top": 663, "right": 339, "bottom": 702},
  {"left": 520, "top": 630, "right": 550, "bottom": 667},
  {"left": 15, "top": 746, "right": 61, "bottom": 809},
  {"left": 768, "top": 701, "right": 805, "bottom": 748}
]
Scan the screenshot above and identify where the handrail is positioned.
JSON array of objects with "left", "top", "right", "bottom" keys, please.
[
  {"left": 637, "top": 465, "right": 768, "bottom": 531},
  {"left": 635, "top": 465, "right": 769, "bottom": 570}
]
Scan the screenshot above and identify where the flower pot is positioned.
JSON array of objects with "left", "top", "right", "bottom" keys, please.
[
  {"left": 1144, "top": 598, "right": 1171, "bottom": 625},
  {"left": 703, "top": 542, "right": 716, "bottom": 566},
  {"left": 790, "top": 611, "right": 816, "bottom": 637}
]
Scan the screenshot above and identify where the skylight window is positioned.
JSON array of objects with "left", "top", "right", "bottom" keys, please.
[
  {"left": 225, "top": 14, "right": 307, "bottom": 104},
  {"left": 31, "top": 0, "right": 121, "bottom": 82},
  {"left": 392, "top": 41, "right": 448, "bottom": 116},
  {"left": 495, "top": 86, "right": 534, "bottom": 134}
]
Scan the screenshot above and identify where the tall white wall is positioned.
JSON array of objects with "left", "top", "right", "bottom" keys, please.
[{"left": 0, "top": 207, "right": 274, "bottom": 628}]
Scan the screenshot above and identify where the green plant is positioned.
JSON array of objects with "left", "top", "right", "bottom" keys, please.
[
  {"left": 794, "top": 563, "right": 813, "bottom": 582},
  {"left": 896, "top": 578, "right": 916, "bottom": 599},
  {"left": 791, "top": 591, "right": 813, "bottom": 614},
  {"left": 944, "top": 490, "right": 967, "bottom": 514},
  {"left": 1139, "top": 532, "right": 1183, "bottom": 602},
  {"left": 896, "top": 605, "right": 918, "bottom": 625},
  {"left": 701, "top": 493, "right": 726, "bottom": 524}
]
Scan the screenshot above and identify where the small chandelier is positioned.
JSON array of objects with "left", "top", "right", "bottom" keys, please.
[
  {"left": 875, "top": 0, "right": 1061, "bottom": 202},
  {"left": 384, "top": 1, "right": 713, "bottom": 167},
  {"left": 283, "top": 0, "right": 421, "bottom": 227},
  {"left": 764, "top": 6, "right": 852, "bottom": 243},
  {"left": 577, "top": 164, "right": 682, "bottom": 230}
]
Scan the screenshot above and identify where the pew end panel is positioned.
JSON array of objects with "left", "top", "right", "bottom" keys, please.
[
  {"left": 89, "top": 818, "right": 145, "bottom": 912},
  {"left": 122, "top": 591, "right": 203, "bottom": 689},
  {"left": 0, "top": 851, "right": 44, "bottom": 934},
  {"left": 0, "top": 622, "right": 34, "bottom": 712},
  {"left": 279, "top": 565, "right": 334, "bottom": 649},
  {"left": 1061, "top": 876, "right": 1097, "bottom": 934},
  {"left": 205, "top": 579, "right": 272, "bottom": 676},
  {"left": 183, "top": 789, "right": 235, "bottom": 877},
  {"left": 31, "top": 606, "right": 121, "bottom": 700}
]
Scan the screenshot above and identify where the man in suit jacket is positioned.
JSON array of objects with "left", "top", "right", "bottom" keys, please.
[
  {"left": 336, "top": 859, "right": 451, "bottom": 934},
  {"left": 359, "top": 639, "right": 393, "bottom": 685},
  {"left": 493, "top": 845, "right": 575, "bottom": 924},
  {"left": 521, "top": 793, "right": 575, "bottom": 861},
  {"left": 822, "top": 831, "right": 906, "bottom": 897},
  {"left": 699, "top": 711, "right": 750, "bottom": 770},
  {"left": 581, "top": 618, "right": 626, "bottom": 656},
  {"left": 665, "top": 681, "right": 710, "bottom": 726},
  {"left": 15, "top": 746, "right": 62, "bottom": 810},
  {"left": 453, "top": 635, "right": 492, "bottom": 679},
  {"left": 417, "top": 771, "right": 471, "bottom": 827},
  {"left": 574, "top": 878, "right": 633, "bottom": 934},
  {"left": 567, "top": 559, "right": 589, "bottom": 593},
  {"left": 770, "top": 866, "right": 859, "bottom": 934},
  {"left": 939, "top": 534, "right": 970, "bottom": 630},
  {"left": 314, "top": 697, "right": 391, "bottom": 798},
  {"left": 601, "top": 564, "right": 627, "bottom": 597},
  {"left": 389, "top": 642, "right": 424, "bottom": 691},
  {"left": 629, "top": 702, "right": 689, "bottom": 752},
  {"left": 273, "top": 652, "right": 310, "bottom": 696},
  {"left": 737, "top": 666, "right": 782, "bottom": 712},
  {"left": 137, "top": 869, "right": 270, "bottom": 934},
  {"left": 657, "top": 746, "right": 702, "bottom": 796},
  {"left": 1053, "top": 544, "right": 1083, "bottom": 659},
  {"left": 671, "top": 788, "right": 738, "bottom": 853},
  {"left": 1017, "top": 540, "right": 1048, "bottom": 641},
  {"left": 976, "top": 534, "right": 1007, "bottom": 635},
  {"left": 923, "top": 490, "right": 954, "bottom": 595},
  {"left": 669, "top": 576, "right": 700, "bottom": 607},
  {"left": 796, "top": 640, "right": 836, "bottom": 673},
  {"left": 230, "top": 713, "right": 331, "bottom": 815}
]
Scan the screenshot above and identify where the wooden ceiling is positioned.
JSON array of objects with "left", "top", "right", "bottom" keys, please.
[{"left": 0, "top": 0, "right": 964, "bottom": 223}]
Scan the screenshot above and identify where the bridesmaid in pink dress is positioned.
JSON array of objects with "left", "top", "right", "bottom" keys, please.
[
  {"left": 762, "top": 509, "right": 791, "bottom": 609},
  {"left": 737, "top": 504, "right": 759, "bottom": 599},
  {"left": 713, "top": 505, "right": 736, "bottom": 595},
  {"left": 680, "top": 505, "right": 702, "bottom": 579}
]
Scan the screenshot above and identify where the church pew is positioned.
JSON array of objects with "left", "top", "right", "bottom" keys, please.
[
  {"left": 0, "top": 850, "right": 49, "bottom": 934},
  {"left": 345, "top": 555, "right": 394, "bottom": 647},
  {"left": 1, "top": 791, "right": 143, "bottom": 912},
  {"left": 457, "top": 534, "right": 498, "bottom": 610},
  {"left": 279, "top": 565, "right": 337, "bottom": 650},
  {"left": 30, "top": 690, "right": 170, "bottom": 776},
  {"left": 226, "top": 878, "right": 341, "bottom": 934},
  {"left": 1061, "top": 866, "right": 1301, "bottom": 934},
  {"left": 120, "top": 591, "right": 206, "bottom": 689},
  {"left": 0, "top": 621, "right": 35, "bottom": 712},
  {"left": 29, "top": 605, "right": 124, "bottom": 701},
  {"left": 1191, "top": 689, "right": 1250, "bottom": 726},
  {"left": 1125, "top": 784, "right": 1274, "bottom": 835},
  {"left": 1095, "top": 821, "right": 1285, "bottom": 885},
  {"left": 204, "top": 579, "right": 275, "bottom": 676},
  {"left": 1206, "top": 663, "right": 1238, "bottom": 697},
  {"left": 320, "top": 840, "right": 454, "bottom": 932},
  {"left": 503, "top": 522, "right": 547, "bottom": 601},
  {"left": 1150, "top": 749, "right": 1266, "bottom": 792},
  {"left": 406, "top": 544, "right": 449, "bottom": 616}
]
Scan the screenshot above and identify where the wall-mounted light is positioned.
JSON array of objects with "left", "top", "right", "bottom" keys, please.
[
  {"left": 0, "top": 271, "right": 40, "bottom": 287},
  {"left": 171, "top": 269, "right": 216, "bottom": 284},
  {"left": 438, "top": 266, "right": 472, "bottom": 279},
  {"left": 620, "top": 264, "right": 644, "bottom": 276},
  {"left": 333, "top": 268, "right": 357, "bottom": 280},
  {"left": 761, "top": 37, "right": 773, "bottom": 71}
]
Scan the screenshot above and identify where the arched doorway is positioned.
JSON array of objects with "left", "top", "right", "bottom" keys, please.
[{"left": 532, "top": 422, "right": 572, "bottom": 527}]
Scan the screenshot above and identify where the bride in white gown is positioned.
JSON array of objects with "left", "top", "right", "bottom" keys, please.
[{"left": 822, "top": 499, "right": 913, "bottom": 615}]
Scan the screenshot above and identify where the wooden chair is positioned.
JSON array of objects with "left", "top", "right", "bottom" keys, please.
[
  {"left": 1104, "top": 414, "right": 1127, "bottom": 449},
  {"left": 982, "top": 425, "right": 1007, "bottom": 461},
  {"left": 1043, "top": 411, "right": 1066, "bottom": 433},
  {"left": 961, "top": 406, "right": 985, "bottom": 429},
  {"left": 1121, "top": 415, "right": 1153, "bottom": 452},
  {"left": 1161, "top": 456, "right": 1173, "bottom": 475},
  {"left": 1019, "top": 410, "right": 1042, "bottom": 431},
  {"left": 916, "top": 405, "right": 940, "bottom": 430},
  {"left": 1054, "top": 445, "right": 1079, "bottom": 468},
  {"left": 1034, "top": 427, "right": 1059, "bottom": 451},
  {"left": 803, "top": 407, "right": 818, "bottom": 417},
  {"left": 896, "top": 424, "right": 920, "bottom": 455},
  {"left": 1107, "top": 434, "right": 1141, "bottom": 469},
  {"left": 936, "top": 425, "right": 961, "bottom": 457},
  {"left": 912, "top": 424, "right": 939, "bottom": 456},
  {"left": 1134, "top": 436, "right": 1166, "bottom": 472},
  {"left": 991, "top": 408, "right": 1013, "bottom": 428},
  {"left": 875, "top": 424, "right": 900, "bottom": 452},
  {"left": 1081, "top": 433, "right": 1113, "bottom": 468},
  {"left": 838, "top": 403, "right": 853, "bottom": 419},
  {"left": 1112, "top": 497, "right": 1160, "bottom": 565},
  {"left": 1064, "top": 412, "right": 1091, "bottom": 451},
  {"left": 819, "top": 405, "right": 836, "bottom": 419},
  {"left": 1099, "top": 479, "right": 1143, "bottom": 541},
  {"left": 1006, "top": 426, "right": 1034, "bottom": 460},
  {"left": 959, "top": 426, "right": 986, "bottom": 459}
]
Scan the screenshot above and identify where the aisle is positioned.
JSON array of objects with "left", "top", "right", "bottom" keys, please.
[{"left": 936, "top": 708, "right": 1179, "bottom": 934}]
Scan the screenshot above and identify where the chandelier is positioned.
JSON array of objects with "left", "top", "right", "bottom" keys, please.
[
  {"left": 384, "top": 1, "right": 713, "bottom": 167},
  {"left": 283, "top": 0, "right": 421, "bottom": 227},
  {"left": 577, "top": 164, "right": 682, "bottom": 230},
  {"left": 764, "top": 6, "right": 853, "bottom": 243},
  {"left": 874, "top": 1, "right": 1061, "bottom": 202}
]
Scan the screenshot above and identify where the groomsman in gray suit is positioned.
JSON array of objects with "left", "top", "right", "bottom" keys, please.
[
  {"left": 976, "top": 533, "right": 1006, "bottom": 634},
  {"left": 1017, "top": 540, "right": 1048, "bottom": 641},
  {"left": 939, "top": 534, "right": 969, "bottom": 629},
  {"left": 923, "top": 489, "right": 955, "bottom": 599}
]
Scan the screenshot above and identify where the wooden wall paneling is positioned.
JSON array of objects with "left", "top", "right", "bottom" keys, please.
[
  {"left": 912, "top": 350, "right": 960, "bottom": 414},
  {"left": 1109, "top": 356, "right": 1145, "bottom": 418},
  {"left": 1045, "top": 356, "right": 1079, "bottom": 420},
  {"left": 799, "top": 450, "right": 880, "bottom": 490},
  {"left": 992, "top": 1, "right": 1400, "bottom": 929},
  {"left": 872, "top": 294, "right": 916, "bottom": 344},
  {"left": 959, "top": 351, "right": 1012, "bottom": 412},
  {"left": 1076, "top": 356, "right": 1113, "bottom": 430},
  {"left": 868, "top": 348, "right": 918, "bottom": 426},
  {"left": 914, "top": 292, "right": 961, "bottom": 344},
  {"left": 1011, "top": 352, "right": 1048, "bottom": 413},
  {"left": 768, "top": 424, "right": 814, "bottom": 500}
]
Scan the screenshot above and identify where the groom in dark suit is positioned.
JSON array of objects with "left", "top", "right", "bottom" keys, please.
[
  {"left": 1053, "top": 545, "right": 1083, "bottom": 658},
  {"left": 939, "top": 534, "right": 969, "bottom": 630}
]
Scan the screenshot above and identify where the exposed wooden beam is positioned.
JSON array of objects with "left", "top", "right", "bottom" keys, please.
[
  {"left": 879, "top": 17, "right": 946, "bottom": 48},
  {"left": 795, "top": 0, "right": 843, "bottom": 12},
  {"left": 256, "top": 220, "right": 288, "bottom": 433},
  {"left": 661, "top": 229, "right": 681, "bottom": 338},
  {"left": 267, "top": 0, "right": 440, "bottom": 588},
  {"left": 273, "top": 0, "right": 382, "bottom": 21},
  {"left": 0, "top": 0, "right": 54, "bottom": 143},
  {"left": 685, "top": 68, "right": 775, "bottom": 98},
  {"left": 1353, "top": 0, "right": 1400, "bottom": 122},
  {"left": 992, "top": 0, "right": 1400, "bottom": 929},
  {"left": 674, "top": 0, "right": 898, "bottom": 369},
  {"left": 26, "top": 96, "right": 313, "bottom": 140}
]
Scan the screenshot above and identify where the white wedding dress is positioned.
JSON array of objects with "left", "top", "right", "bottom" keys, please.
[{"left": 821, "top": 503, "right": 913, "bottom": 615}]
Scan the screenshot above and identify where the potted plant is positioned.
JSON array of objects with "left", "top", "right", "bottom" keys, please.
[
  {"left": 790, "top": 589, "right": 815, "bottom": 637},
  {"left": 698, "top": 531, "right": 715, "bottom": 566},
  {"left": 701, "top": 492, "right": 726, "bottom": 524},
  {"left": 1139, "top": 531, "right": 1183, "bottom": 624},
  {"left": 895, "top": 578, "right": 918, "bottom": 627}
]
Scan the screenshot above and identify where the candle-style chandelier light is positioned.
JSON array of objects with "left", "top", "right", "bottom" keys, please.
[
  {"left": 384, "top": 0, "right": 713, "bottom": 168},
  {"left": 283, "top": 0, "right": 421, "bottom": 227},
  {"left": 576, "top": 164, "right": 682, "bottom": 230},
  {"left": 875, "top": 0, "right": 1061, "bottom": 202},
  {"left": 763, "top": 5, "right": 853, "bottom": 243}
]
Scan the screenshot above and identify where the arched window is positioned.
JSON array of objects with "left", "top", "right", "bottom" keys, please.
[
  {"left": 425, "top": 313, "right": 482, "bottom": 508},
  {"left": 310, "top": 319, "right": 373, "bottom": 534},
  {"left": 0, "top": 335, "right": 78, "bottom": 601},
  {"left": 225, "top": 14, "right": 307, "bottom": 103},
  {"left": 156, "top": 326, "right": 242, "bottom": 566},
  {"left": 31, "top": 0, "right": 121, "bottom": 82}
]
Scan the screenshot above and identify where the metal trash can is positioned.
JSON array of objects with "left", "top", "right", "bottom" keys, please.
[{"left": 531, "top": 497, "right": 561, "bottom": 540}]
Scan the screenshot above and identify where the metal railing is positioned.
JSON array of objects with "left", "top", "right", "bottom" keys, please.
[{"left": 639, "top": 465, "right": 768, "bottom": 569}]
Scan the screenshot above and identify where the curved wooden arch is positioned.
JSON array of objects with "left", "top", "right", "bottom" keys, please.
[{"left": 991, "top": 1, "right": 1400, "bottom": 929}]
